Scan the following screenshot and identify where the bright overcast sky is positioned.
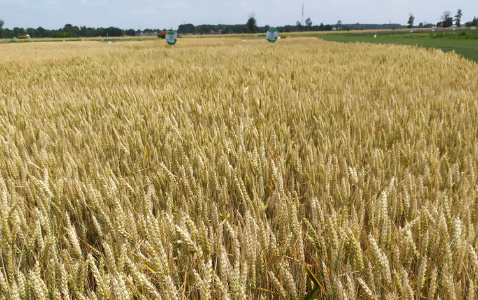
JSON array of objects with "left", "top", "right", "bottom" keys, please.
[{"left": 1, "top": 0, "right": 476, "bottom": 30}]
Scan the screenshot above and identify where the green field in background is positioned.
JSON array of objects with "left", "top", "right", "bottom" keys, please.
[{"left": 319, "top": 30, "right": 478, "bottom": 63}]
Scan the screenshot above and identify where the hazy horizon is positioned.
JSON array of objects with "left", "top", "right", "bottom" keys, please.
[{"left": 1, "top": 0, "right": 476, "bottom": 30}]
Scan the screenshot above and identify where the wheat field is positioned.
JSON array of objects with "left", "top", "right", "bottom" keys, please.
[{"left": 0, "top": 37, "right": 477, "bottom": 299}]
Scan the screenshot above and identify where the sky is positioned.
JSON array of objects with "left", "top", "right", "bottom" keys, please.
[{"left": 1, "top": 0, "right": 476, "bottom": 30}]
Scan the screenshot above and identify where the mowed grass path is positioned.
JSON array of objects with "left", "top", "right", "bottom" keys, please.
[{"left": 319, "top": 31, "right": 478, "bottom": 63}]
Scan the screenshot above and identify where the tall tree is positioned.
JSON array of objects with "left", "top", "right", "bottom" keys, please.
[
  {"left": 442, "top": 11, "right": 453, "bottom": 27},
  {"left": 246, "top": 14, "right": 257, "bottom": 33},
  {"left": 305, "top": 18, "right": 312, "bottom": 30},
  {"left": 336, "top": 20, "right": 342, "bottom": 31},
  {"left": 455, "top": 9, "right": 462, "bottom": 27},
  {"left": 408, "top": 13, "right": 415, "bottom": 28},
  {"left": 0, "top": 19, "right": 4, "bottom": 38}
]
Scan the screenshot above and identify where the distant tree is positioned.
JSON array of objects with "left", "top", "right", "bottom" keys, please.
[
  {"left": 62, "top": 24, "right": 81, "bottom": 37},
  {"left": 336, "top": 20, "right": 342, "bottom": 30},
  {"left": 13, "top": 27, "right": 26, "bottom": 37},
  {"left": 63, "top": 24, "right": 73, "bottom": 37},
  {"left": 296, "top": 21, "right": 303, "bottom": 31},
  {"left": 26, "top": 28, "right": 37, "bottom": 37},
  {"left": 407, "top": 13, "right": 415, "bottom": 28},
  {"left": 285, "top": 26, "right": 292, "bottom": 32},
  {"left": 125, "top": 29, "right": 135, "bottom": 36},
  {"left": 418, "top": 22, "right": 424, "bottom": 28},
  {"left": 2, "top": 28, "right": 12, "bottom": 38},
  {"left": 87, "top": 27, "right": 97, "bottom": 37},
  {"left": 79, "top": 26, "right": 86, "bottom": 37},
  {"left": 319, "top": 23, "right": 325, "bottom": 30},
  {"left": 57, "top": 31, "right": 67, "bottom": 38},
  {"left": 442, "top": 11, "right": 453, "bottom": 27},
  {"left": 104, "top": 27, "right": 124, "bottom": 37},
  {"left": 36, "top": 27, "right": 47, "bottom": 37},
  {"left": 464, "top": 17, "right": 477, "bottom": 27},
  {"left": 0, "top": 19, "right": 4, "bottom": 38},
  {"left": 178, "top": 23, "right": 195, "bottom": 34},
  {"left": 246, "top": 14, "right": 257, "bottom": 33},
  {"left": 455, "top": 9, "right": 462, "bottom": 27},
  {"left": 305, "top": 18, "right": 312, "bottom": 29}
]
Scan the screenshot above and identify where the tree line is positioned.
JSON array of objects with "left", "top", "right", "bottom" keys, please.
[
  {"left": 178, "top": 22, "right": 407, "bottom": 35},
  {"left": 408, "top": 10, "right": 477, "bottom": 28},
  {"left": 0, "top": 23, "right": 144, "bottom": 39}
]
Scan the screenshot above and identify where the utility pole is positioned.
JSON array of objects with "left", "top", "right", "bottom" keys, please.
[{"left": 301, "top": 3, "right": 304, "bottom": 24}]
